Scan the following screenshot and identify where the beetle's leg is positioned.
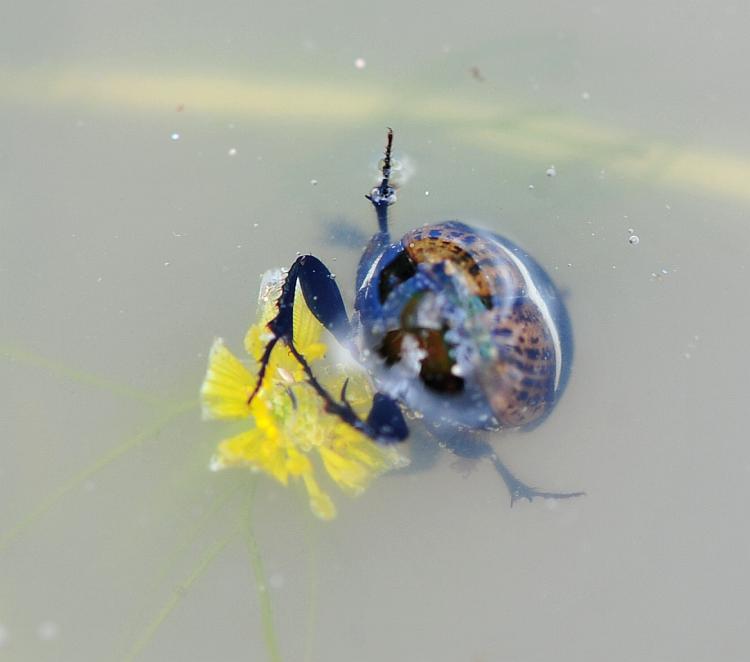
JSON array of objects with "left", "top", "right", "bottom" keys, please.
[
  {"left": 249, "top": 254, "right": 408, "bottom": 442},
  {"left": 488, "top": 453, "right": 585, "bottom": 506},
  {"left": 441, "top": 433, "right": 585, "bottom": 506},
  {"left": 365, "top": 128, "right": 396, "bottom": 237}
]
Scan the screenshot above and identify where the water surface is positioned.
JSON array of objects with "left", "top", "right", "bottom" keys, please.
[{"left": 2, "top": 2, "right": 750, "bottom": 660}]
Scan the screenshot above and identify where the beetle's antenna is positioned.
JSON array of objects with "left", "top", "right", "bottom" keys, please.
[{"left": 365, "top": 128, "right": 396, "bottom": 236}]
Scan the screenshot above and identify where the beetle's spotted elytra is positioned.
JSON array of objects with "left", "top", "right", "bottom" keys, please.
[{"left": 249, "top": 130, "right": 582, "bottom": 504}]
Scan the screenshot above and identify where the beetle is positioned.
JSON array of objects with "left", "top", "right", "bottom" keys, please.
[{"left": 249, "top": 130, "right": 582, "bottom": 504}]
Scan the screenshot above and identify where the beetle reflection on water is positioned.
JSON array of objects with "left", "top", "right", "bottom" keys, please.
[{"left": 249, "top": 130, "right": 583, "bottom": 504}]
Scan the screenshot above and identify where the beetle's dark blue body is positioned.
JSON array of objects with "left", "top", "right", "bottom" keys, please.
[{"left": 250, "top": 131, "right": 583, "bottom": 504}]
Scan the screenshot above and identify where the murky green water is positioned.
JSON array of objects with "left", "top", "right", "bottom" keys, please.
[{"left": 3, "top": 2, "right": 750, "bottom": 660}]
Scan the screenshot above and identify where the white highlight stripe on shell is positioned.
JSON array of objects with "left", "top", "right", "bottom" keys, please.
[{"left": 494, "top": 243, "right": 563, "bottom": 392}]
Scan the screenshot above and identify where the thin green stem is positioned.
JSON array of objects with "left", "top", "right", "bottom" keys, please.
[
  {"left": 151, "top": 480, "right": 244, "bottom": 588},
  {"left": 0, "top": 343, "right": 171, "bottom": 406},
  {"left": 121, "top": 528, "right": 239, "bottom": 662},
  {"left": 0, "top": 399, "right": 197, "bottom": 552},
  {"left": 244, "top": 483, "right": 283, "bottom": 662},
  {"left": 303, "top": 508, "right": 319, "bottom": 662}
]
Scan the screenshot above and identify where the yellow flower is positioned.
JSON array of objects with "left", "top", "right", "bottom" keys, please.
[{"left": 201, "top": 270, "right": 408, "bottom": 519}]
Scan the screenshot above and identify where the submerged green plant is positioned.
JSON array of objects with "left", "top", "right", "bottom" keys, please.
[{"left": 0, "top": 347, "right": 298, "bottom": 662}]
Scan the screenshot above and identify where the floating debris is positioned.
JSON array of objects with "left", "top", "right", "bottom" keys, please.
[{"left": 469, "top": 66, "right": 485, "bottom": 82}]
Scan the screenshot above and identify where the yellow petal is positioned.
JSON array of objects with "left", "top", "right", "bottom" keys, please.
[
  {"left": 302, "top": 472, "right": 336, "bottom": 520},
  {"left": 318, "top": 445, "right": 373, "bottom": 496},
  {"left": 243, "top": 322, "right": 275, "bottom": 363},
  {"left": 210, "top": 425, "right": 290, "bottom": 485},
  {"left": 210, "top": 429, "right": 263, "bottom": 468},
  {"left": 334, "top": 432, "right": 407, "bottom": 472},
  {"left": 258, "top": 445, "right": 290, "bottom": 485},
  {"left": 201, "top": 339, "right": 255, "bottom": 420},
  {"left": 292, "top": 288, "right": 325, "bottom": 354},
  {"left": 245, "top": 269, "right": 327, "bottom": 364},
  {"left": 319, "top": 370, "right": 374, "bottom": 417},
  {"left": 285, "top": 446, "right": 313, "bottom": 476},
  {"left": 204, "top": 268, "right": 409, "bottom": 522}
]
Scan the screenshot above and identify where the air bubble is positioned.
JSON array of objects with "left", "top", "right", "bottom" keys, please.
[
  {"left": 37, "top": 621, "right": 60, "bottom": 641},
  {"left": 377, "top": 157, "right": 412, "bottom": 188},
  {"left": 628, "top": 235, "right": 640, "bottom": 245},
  {"left": 546, "top": 165, "right": 557, "bottom": 177}
]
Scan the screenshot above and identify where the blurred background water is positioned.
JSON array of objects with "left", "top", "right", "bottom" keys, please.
[{"left": 2, "top": 1, "right": 750, "bottom": 660}]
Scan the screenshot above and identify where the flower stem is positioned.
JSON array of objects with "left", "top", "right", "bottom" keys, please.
[
  {"left": 244, "top": 482, "right": 283, "bottom": 662},
  {"left": 0, "top": 399, "right": 197, "bottom": 552},
  {"left": 303, "top": 507, "right": 320, "bottom": 662},
  {"left": 122, "top": 528, "right": 238, "bottom": 662}
]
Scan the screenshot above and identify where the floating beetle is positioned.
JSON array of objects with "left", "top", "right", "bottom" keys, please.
[{"left": 249, "top": 130, "right": 582, "bottom": 503}]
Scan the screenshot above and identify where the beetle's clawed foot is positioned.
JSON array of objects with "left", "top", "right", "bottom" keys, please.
[
  {"left": 326, "top": 378, "right": 359, "bottom": 420},
  {"left": 508, "top": 483, "right": 586, "bottom": 507},
  {"left": 490, "top": 453, "right": 585, "bottom": 506}
]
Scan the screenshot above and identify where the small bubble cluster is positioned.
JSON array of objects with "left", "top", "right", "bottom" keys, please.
[{"left": 650, "top": 267, "right": 673, "bottom": 281}]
